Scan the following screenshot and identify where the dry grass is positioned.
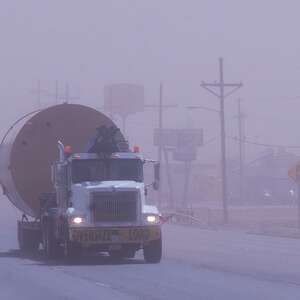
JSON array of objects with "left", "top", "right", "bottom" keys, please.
[{"left": 167, "top": 204, "right": 300, "bottom": 238}]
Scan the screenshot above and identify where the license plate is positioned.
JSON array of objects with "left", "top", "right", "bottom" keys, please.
[
  {"left": 71, "top": 229, "right": 117, "bottom": 243},
  {"left": 127, "top": 228, "right": 151, "bottom": 241},
  {"left": 70, "top": 227, "right": 160, "bottom": 244}
]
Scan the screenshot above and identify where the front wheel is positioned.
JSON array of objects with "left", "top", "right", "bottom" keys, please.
[
  {"left": 143, "top": 238, "right": 162, "bottom": 263},
  {"left": 64, "top": 241, "right": 82, "bottom": 263},
  {"left": 42, "top": 221, "right": 61, "bottom": 259}
]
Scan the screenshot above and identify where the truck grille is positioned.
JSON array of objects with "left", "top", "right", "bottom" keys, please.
[{"left": 92, "top": 191, "right": 137, "bottom": 222}]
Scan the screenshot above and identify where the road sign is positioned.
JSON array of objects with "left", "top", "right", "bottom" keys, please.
[
  {"left": 288, "top": 162, "right": 300, "bottom": 182},
  {"left": 153, "top": 128, "right": 203, "bottom": 148},
  {"left": 173, "top": 147, "right": 197, "bottom": 161},
  {"left": 154, "top": 128, "right": 203, "bottom": 161}
]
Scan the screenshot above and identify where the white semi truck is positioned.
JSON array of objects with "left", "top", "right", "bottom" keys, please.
[{"left": 0, "top": 103, "right": 162, "bottom": 263}]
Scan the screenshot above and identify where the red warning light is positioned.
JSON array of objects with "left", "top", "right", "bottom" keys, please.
[
  {"left": 64, "top": 145, "right": 72, "bottom": 154},
  {"left": 133, "top": 145, "right": 140, "bottom": 153}
]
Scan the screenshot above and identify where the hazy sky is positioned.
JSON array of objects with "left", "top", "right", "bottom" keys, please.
[{"left": 1, "top": 0, "right": 300, "bottom": 161}]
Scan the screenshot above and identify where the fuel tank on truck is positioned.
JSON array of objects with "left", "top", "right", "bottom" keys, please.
[{"left": 0, "top": 103, "right": 119, "bottom": 218}]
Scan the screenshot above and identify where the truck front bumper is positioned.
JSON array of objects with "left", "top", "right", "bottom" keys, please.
[{"left": 69, "top": 226, "right": 161, "bottom": 245}]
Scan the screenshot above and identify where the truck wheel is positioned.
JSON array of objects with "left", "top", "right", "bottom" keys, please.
[
  {"left": 18, "top": 222, "right": 40, "bottom": 253},
  {"left": 42, "top": 222, "right": 61, "bottom": 259},
  {"left": 64, "top": 241, "right": 82, "bottom": 262},
  {"left": 143, "top": 238, "right": 162, "bottom": 263},
  {"left": 124, "top": 249, "right": 136, "bottom": 259}
]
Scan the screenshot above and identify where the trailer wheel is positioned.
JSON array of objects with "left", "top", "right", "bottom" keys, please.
[
  {"left": 42, "top": 221, "right": 61, "bottom": 259},
  {"left": 143, "top": 238, "right": 162, "bottom": 263},
  {"left": 18, "top": 222, "right": 40, "bottom": 253}
]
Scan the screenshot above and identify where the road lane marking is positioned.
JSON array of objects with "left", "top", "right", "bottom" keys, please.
[{"left": 96, "top": 282, "right": 111, "bottom": 288}]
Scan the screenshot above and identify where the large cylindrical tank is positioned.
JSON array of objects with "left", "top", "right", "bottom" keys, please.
[{"left": 0, "top": 103, "right": 118, "bottom": 218}]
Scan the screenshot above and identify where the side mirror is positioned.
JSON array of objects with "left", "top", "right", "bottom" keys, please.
[
  {"left": 0, "top": 184, "right": 7, "bottom": 196},
  {"left": 51, "top": 164, "right": 56, "bottom": 185},
  {"left": 153, "top": 162, "right": 160, "bottom": 191}
]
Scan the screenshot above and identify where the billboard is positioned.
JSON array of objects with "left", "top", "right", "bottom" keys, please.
[
  {"left": 172, "top": 147, "right": 198, "bottom": 161},
  {"left": 154, "top": 128, "right": 204, "bottom": 161}
]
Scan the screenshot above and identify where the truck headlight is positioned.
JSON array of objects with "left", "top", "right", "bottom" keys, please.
[
  {"left": 72, "top": 217, "right": 84, "bottom": 224},
  {"left": 145, "top": 215, "right": 159, "bottom": 224}
]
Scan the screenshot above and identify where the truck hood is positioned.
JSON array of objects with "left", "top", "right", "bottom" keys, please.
[
  {"left": 73, "top": 180, "right": 143, "bottom": 191},
  {"left": 142, "top": 204, "right": 160, "bottom": 215}
]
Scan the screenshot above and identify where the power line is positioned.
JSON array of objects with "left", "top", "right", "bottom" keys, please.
[
  {"left": 203, "top": 137, "right": 218, "bottom": 146},
  {"left": 147, "top": 83, "right": 177, "bottom": 209},
  {"left": 201, "top": 57, "right": 243, "bottom": 223},
  {"left": 29, "top": 80, "right": 49, "bottom": 108},
  {"left": 193, "top": 132, "right": 300, "bottom": 150},
  {"left": 228, "top": 136, "right": 300, "bottom": 149},
  {"left": 237, "top": 98, "right": 246, "bottom": 202},
  {"left": 195, "top": 135, "right": 300, "bottom": 152}
]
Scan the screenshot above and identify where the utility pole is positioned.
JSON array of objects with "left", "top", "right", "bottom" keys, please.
[
  {"left": 37, "top": 80, "right": 41, "bottom": 108},
  {"left": 60, "top": 82, "right": 80, "bottom": 104},
  {"left": 146, "top": 83, "right": 177, "bottom": 208},
  {"left": 31, "top": 81, "right": 79, "bottom": 107},
  {"left": 156, "top": 83, "right": 163, "bottom": 209},
  {"left": 182, "top": 160, "right": 192, "bottom": 208},
  {"left": 65, "top": 83, "right": 70, "bottom": 103},
  {"left": 108, "top": 87, "right": 114, "bottom": 120},
  {"left": 237, "top": 98, "right": 246, "bottom": 203},
  {"left": 55, "top": 80, "right": 59, "bottom": 104},
  {"left": 201, "top": 57, "right": 243, "bottom": 223},
  {"left": 158, "top": 83, "right": 163, "bottom": 167},
  {"left": 30, "top": 80, "right": 47, "bottom": 109}
]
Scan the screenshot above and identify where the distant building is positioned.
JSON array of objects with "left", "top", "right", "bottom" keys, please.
[
  {"left": 146, "top": 162, "right": 221, "bottom": 208},
  {"left": 228, "top": 148, "right": 298, "bottom": 204}
]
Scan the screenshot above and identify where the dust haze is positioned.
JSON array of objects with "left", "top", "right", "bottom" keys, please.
[
  {"left": 1, "top": 1, "right": 300, "bottom": 157},
  {"left": 1, "top": 1, "right": 300, "bottom": 299}
]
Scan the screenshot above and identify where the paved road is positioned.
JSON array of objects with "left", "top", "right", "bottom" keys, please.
[{"left": 1, "top": 200, "right": 300, "bottom": 299}]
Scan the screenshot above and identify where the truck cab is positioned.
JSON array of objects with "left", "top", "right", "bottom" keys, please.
[{"left": 46, "top": 142, "right": 162, "bottom": 263}]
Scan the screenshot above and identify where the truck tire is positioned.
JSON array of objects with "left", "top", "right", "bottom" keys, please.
[
  {"left": 64, "top": 241, "right": 82, "bottom": 263},
  {"left": 143, "top": 238, "right": 162, "bottom": 263},
  {"left": 124, "top": 248, "right": 136, "bottom": 259},
  {"left": 18, "top": 222, "right": 40, "bottom": 253},
  {"left": 42, "top": 221, "right": 61, "bottom": 259}
]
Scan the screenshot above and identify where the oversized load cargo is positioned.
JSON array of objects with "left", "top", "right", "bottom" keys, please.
[
  {"left": 0, "top": 103, "right": 117, "bottom": 218},
  {"left": 0, "top": 102, "right": 162, "bottom": 264}
]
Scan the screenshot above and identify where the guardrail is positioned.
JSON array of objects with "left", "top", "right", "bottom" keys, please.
[{"left": 161, "top": 210, "right": 207, "bottom": 226}]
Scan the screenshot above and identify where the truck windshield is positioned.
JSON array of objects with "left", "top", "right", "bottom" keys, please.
[
  {"left": 109, "top": 159, "right": 143, "bottom": 182},
  {"left": 72, "top": 159, "right": 105, "bottom": 183},
  {"left": 72, "top": 158, "right": 143, "bottom": 183}
]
